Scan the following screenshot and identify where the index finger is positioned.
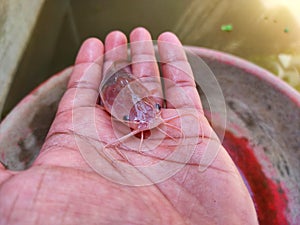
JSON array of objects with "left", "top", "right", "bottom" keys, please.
[
  {"left": 58, "top": 38, "right": 104, "bottom": 111},
  {"left": 157, "top": 32, "right": 203, "bottom": 111}
]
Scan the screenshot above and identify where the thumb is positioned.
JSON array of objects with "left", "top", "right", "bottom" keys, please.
[{"left": 32, "top": 38, "right": 104, "bottom": 168}]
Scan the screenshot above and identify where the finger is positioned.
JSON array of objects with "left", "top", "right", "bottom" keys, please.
[
  {"left": 103, "top": 31, "right": 128, "bottom": 79},
  {"left": 34, "top": 38, "right": 104, "bottom": 167},
  {"left": 58, "top": 38, "right": 104, "bottom": 111},
  {"left": 158, "top": 32, "right": 203, "bottom": 111},
  {"left": 130, "top": 27, "right": 158, "bottom": 78},
  {"left": 130, "top": 27, "right": 163, "bottom": 103}
]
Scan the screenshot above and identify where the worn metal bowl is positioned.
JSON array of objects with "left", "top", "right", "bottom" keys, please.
[{"left": 0, "top": 47, "right": 299, "bottom": 224}]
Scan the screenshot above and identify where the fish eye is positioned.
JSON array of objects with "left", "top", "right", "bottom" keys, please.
[
  {"left": 123, "top": 115, "right": 130, "bottom": 121},
  {"left": 155, "top": 103, "right": 161, "bottom": 111}
]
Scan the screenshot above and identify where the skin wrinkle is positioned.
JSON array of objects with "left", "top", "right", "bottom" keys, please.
[
  {"left": 128, "top": 187, "right": 165, "bottom": 225},
  {"left": 168, "top": 77, "right": 196, "bottom": 89},
  {"left": 35, "top": 170, "right": 69, "bottom": 224},
  {"left": 3, "top": 187, "right": 20, "bottom": 224},
  {"left": 35, "top": 167, "right": 94, "bottom": 221},
  {"left": 35, "top": 147, "right": 83, "bottom": 167},
  {"left": 172, "top": 181, "right": 182, "bottom": 219},
  {"left": 75, "top": 41, "right": 103, "bottom": 65},
  {"left": 0, "top": 171, "right": 13, "bottom": 187},
  {"left": 31, "top": 205, "right": 40, "bottom": 225},
  {"left": 163, "top": 89, "right": 201, "bottom": 112},
  {"left": 159, "top": 180, "right": 211, "bottom": 225},
  {"left": 60, "top": 203, "right": 71, "bottom": 225},
  {"left": 66, "top": 89, "right": 99, "bottom": 107},
  {"left": 61, "top": 185, "right": 105, "bottom": 225},
  {"left": 162, "top": 74, "right": 195, "bottom": 90},
  {"left": 44, "top": 112, "right": 230, "bottom": 204},
  {"left": 75, "top": 112, "right": 188, "bottom": 165},
  {"left": 168, "top": 176, "right": 212, "bottom": 223},
  {"left": 93, "top": 177, "right": 167, "bottom": 224},
  {"left": 151, "top": 183, "right": 185, "bottom": 225},
  {"left": 85, "top": 152, "right": 178, "bottom": 224},
  {"left": 40, "top": 137, "right": 77, "bottom": 157},
  {"left": 69, "top": 132, "right": 128, "bottom": 171},
  {"left": 76, "top": 131, "right": 163, "bottom": 182},
  {"left": 1, "top": 170, "right": 42, "bottom": 224},
  {"left": 68, "top": 82, "right": 100, "bottom": 93},
  {"left": 89, "top": 122, "right": 225, "bottom": 170},
  {"left": 51, "top": 108, "right": 73, "bottom": 120},
  {"left": 184, "top": 196, "right": 200, "bottom": 224},
  {"left": 54, "top": 105, "right": 97, "bottom": 119},
  {"left": 158, "top": 49, "right": 185, "bottom": 64},
  {"left": 166, "top": 151, "right": 239, "bottom": 223},
  {"left": 45, "top": 112, "right": 73, "bottom": 132},
  {"left": 0, "top": 31, "right": 258, "bottom": 224},
  {"left": 45, "top": 131, "right": 74, "bottom": 142},
  {"left": 199, "top": 176, "right": 240, "bottom": 223},
  {"left": 161, "top": 63, "right": 194, "bottom": 82},
  {"left": 31, "top": 169, "right": 46, "bottom": 209},
  {"left": 171, "top": 84, "right": 196, "bottom": 95},
  {"left": 68, "top": 63, "right": 102, "bottom": 89},
  {"left": 45, "top": 107, "right": 97, "bottom": 141}
]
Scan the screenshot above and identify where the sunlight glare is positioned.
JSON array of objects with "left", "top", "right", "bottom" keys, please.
[{"left": 261, "top": 0, "right": 300, "bottom": 22}]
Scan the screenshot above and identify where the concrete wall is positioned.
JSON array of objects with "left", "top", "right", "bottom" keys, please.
[
  {"left": 0, "top": 0, "right": 78, "bottom": 118},
  {"left": 0, "top": 0, "right": 45, "bottom": 115}
]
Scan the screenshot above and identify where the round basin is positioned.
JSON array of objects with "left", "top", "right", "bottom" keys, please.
[{"left": 0, "top": 47, "right": 299, "bottom": 224}]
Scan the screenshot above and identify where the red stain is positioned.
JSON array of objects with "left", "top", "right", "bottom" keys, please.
[{"left": 222, "top": 131, "right": 288, "bottom": 225}]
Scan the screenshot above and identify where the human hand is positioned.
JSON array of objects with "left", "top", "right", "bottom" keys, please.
[{"left": 0, "top": 27, "right": 258, "bottom": 225}]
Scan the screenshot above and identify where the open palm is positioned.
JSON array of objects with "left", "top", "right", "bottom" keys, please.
[{"left": 0, "top": 28, "right": 258, "bottom": 225}]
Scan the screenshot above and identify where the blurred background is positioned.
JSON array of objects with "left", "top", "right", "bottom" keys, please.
[{"left": 1, "top": 0, "right": 299, "bottom": 119}]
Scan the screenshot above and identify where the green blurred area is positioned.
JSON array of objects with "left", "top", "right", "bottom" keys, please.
[
  {"left": 162, "top": 0, "right": 300, "bottom": 92},
  {"left": 69, "top": 0, "right": 300, "bottom": 92}
]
